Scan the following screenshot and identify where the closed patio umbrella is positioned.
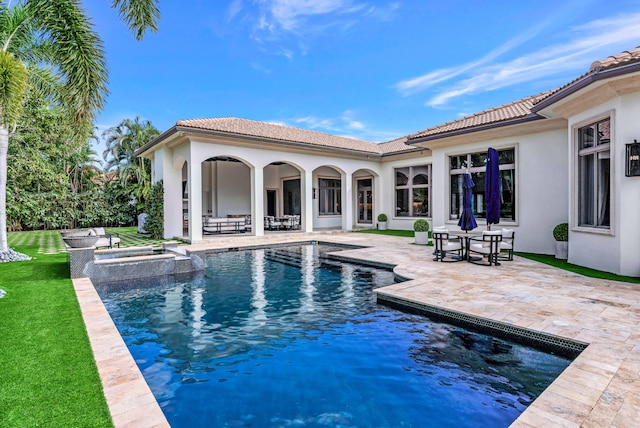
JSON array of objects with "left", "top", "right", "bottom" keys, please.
[
  {"left": 485, "top": 147, "right": 500, "bottom": 230},
  {"left": 458, "top": 173, "right": 477, "bottom": 232}
]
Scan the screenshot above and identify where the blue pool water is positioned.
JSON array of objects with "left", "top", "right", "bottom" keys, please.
[{"left": 96, "top": 244, "right": 572, "bottom": 427}]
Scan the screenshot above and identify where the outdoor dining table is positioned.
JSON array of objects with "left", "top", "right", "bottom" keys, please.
[{"left": 448, "top": 230, "right": 483, "bottom": 261}]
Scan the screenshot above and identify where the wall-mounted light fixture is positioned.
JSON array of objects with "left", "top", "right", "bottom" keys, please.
[
  {"left": 625, "top": 140, "right": 640, "bottom": 177},
  {"left": 313, "top": 188, "right": 317, "bottom": 199}
]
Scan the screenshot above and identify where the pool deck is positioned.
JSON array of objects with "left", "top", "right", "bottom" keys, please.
[{"left": 75, "top": 231, "right": 640, "bottom": 427}]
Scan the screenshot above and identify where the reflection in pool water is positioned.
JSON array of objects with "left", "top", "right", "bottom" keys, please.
[{"left": 96, "top": 244, "right": 572, "bottom": 428}]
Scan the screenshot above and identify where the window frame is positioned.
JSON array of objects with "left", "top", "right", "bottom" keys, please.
[
  {"left": 447, "top": 147, "right": 517, "bottom": 224},
  {"left": 393, "top": 164, "right": 432, "bottom": 218},
  {"left": 317, "top": 176, "right": 341, "bottom": 216},
  {"left": 572, "top": 112, "right": 614, "bottom": 235}
]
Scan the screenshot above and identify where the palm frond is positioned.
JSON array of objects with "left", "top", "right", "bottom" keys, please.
[
  {"left": 25, "top": 0, "right": 108, "bottom": 123},
  {"left": 111, "top": 0, "right": 160, "bottom": 41}
]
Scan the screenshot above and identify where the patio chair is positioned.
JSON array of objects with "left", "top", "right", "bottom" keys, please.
[
  {"left": 467, "top": 230, "right": 502, "bottom": 266},
  {"left": 498, "top": 229, "right": 515, "bottom": 261},
  {"left": 89, "top": 227, "right": 120, "bottom": 249},
  {"left": 432, "top": 230, "right": 463, "bottom": 262},
  {"left": 264, "top": 216, "right": 284, "bottom": 230}
]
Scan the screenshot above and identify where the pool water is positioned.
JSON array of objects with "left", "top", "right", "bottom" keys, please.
[{"left": 96, "top": 244, "right": 572, "bottom": 427}]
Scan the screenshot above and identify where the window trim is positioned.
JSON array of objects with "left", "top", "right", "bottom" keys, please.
[
  {"left": 393, "top": 164, "right": 432, "bottom": 219},
  {"left": 571, "top": 111, "right": 615, "bottom": 236}
]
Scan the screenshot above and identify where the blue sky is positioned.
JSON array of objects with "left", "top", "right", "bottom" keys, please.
[{"left": 85, "top": 0, "right": 640, "bottom": 150}]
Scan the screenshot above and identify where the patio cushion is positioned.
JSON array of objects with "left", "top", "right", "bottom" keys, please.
[{"left": 501, "top": 229, "right": 514, "bottom": 250}]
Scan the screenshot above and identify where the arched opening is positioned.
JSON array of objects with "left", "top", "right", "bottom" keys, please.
[
  {"left": 264, "top": 161, "right": 302, "bottom": 231},
  {"left": 201, "top": 156, "right": 252, "bottom": 235},
  {"left": 353, "top": 169, "right": 378, "bottom": 227}
]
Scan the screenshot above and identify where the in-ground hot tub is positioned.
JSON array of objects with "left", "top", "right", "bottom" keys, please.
[{"left": 67, "top": 242, "right": 205, "bottom": 281}]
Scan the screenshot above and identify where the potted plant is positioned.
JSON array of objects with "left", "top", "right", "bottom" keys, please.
[
  {"left": 413, "top": 219, "right": 430, "bottom": 245},
  {"left": 377, "top": 213, "right": 388, "bottom": 230},
  {"left": 553, "top": 222, "right": 568, "bottom": 259}
]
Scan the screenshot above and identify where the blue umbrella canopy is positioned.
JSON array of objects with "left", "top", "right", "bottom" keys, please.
[
  {"left": 485, "top": 147, "right": 501, "bottom": 228},
  {"left": 458, "top": 173, "right": 478, "bottom": 231}
]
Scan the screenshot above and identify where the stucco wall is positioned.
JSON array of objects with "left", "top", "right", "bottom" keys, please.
[{"left": 566, "top": 92, "right": 640, "bottom": 276}]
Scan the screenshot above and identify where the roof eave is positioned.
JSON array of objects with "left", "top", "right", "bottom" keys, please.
[
  {"left": 407, "top": 114, "right": 544, "bottom": 144},
  {"left": 135, "top": 126, "right": 179, "bottom": 157},
  {"left": 532, "top": 62, "right": 640, "bottom": 113}
]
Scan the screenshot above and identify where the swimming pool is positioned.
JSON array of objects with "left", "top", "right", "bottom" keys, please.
[{"left": 96, "top": 243, "right": 573, "bottom": 427}]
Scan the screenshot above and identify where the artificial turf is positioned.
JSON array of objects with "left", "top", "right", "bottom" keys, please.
[
  {"left": 355, "top": 228, "right": 415, "bottom": 238},
  {"left": 0, "top": 238, "right": 113, "bottom": 427},
  {"left": 516, "top": 252, "right": 640, "bottom": 284}
]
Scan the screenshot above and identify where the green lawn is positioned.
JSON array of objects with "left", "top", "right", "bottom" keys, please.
[
  {"left": 0, "top": 233, "right": 112, "bottom": 427},
  {"left": 355, "top": 228, "right": 416, "bottom": 238},
  {"left": 516, "top": 252, "right": 640, "bottom": 284},
  {"left": 0, "top": 228, "right": 181, "bottom": 426}
]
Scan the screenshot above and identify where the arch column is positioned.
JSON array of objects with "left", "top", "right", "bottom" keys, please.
[
  {"left": 162, "top": 149, "right": 183, "bottom": 239},
  {"left": 252, "top": 166, "right": 265, "bottom": 236},
  {"left": 189, "top": 160, "right": 203, "bottom": 242},
  {"left": 301, "top": 169, "right": 313, "bottom": 232},
  {"left": 342, "top": 171, "right": 353, "bottom": 231}
]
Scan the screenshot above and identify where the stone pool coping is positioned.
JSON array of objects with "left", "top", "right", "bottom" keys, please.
[{"left": 75, "top": 232, "right": 640, "bottom": 427}]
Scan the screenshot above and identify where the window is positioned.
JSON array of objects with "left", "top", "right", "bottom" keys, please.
[
  {"left": 449, "top": 149, "right": 516, "bottom": 221},
  {"left": 395, "top": 165, "right": 431, "bottom": 217},
  {"left": 318, "top": 178, "right": 341, "bottom": 215},
  {"left": 577, "top": 118, "right": 610, "bottom": 228}
]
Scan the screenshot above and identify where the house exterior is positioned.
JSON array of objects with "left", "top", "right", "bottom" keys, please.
[{"left": 136, "top": 48, "right": 640, "bottom": 277}]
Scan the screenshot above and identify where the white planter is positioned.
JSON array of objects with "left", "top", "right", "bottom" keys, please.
[
  {"left": 555, "top": 241, "right": 568, "bottom": 259},
  {"left": 414, "top": 231, "right": 429, "bottom": 245},
  {"left": 378, "top": 221, "right": 387, "bottom": 231}
]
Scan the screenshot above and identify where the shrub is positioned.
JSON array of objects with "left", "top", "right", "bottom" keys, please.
[
  {"left": 145, "top": 181, "right": 164, "bottom": 239},
  {"left": 413, "top": 219, "right": 430, "bottom": 232},
  {"left": 377, "top": 213, "right": 388, "bottom": 222},
  {"left": 553, "top": 223, "right": 568, "bottom": 241}
]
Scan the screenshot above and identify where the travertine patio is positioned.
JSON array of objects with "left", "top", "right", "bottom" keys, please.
[{"left": 75, "top": 232, "right": 640, "bottom": 427}]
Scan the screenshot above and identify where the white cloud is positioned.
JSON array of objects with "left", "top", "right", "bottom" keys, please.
[
  {"left": 270, "top": 0, "right": 357, "bottom": 31},
  {"left": 231, "top": 0, "right": 399, "bottom": 57},
  {"left": 395, "top": 10, "right": 640, "bottom": 107}
]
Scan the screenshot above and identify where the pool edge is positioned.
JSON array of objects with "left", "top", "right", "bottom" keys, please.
[{"left": 72, "top": 277, "right": 170, "bottom": 428}]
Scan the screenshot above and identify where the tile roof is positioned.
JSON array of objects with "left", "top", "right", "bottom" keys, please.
[
  {"left": 176, "top": 117, "right": 419, "bottom": 156},
  {"left": 408, "top": 91, "right": 552, "bottom": 141},
  {"left": 589, "top": 46, "right": 640, "bottom": 71}
]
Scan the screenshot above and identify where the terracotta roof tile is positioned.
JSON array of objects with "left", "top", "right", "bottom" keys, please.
[
  {"left": 409, "top": 91, "right": 552, "bottom": 140},
  {"left": 176, "top": 117, "right": 417, "bottom": 155},
  {"left": 589, "top": 46, "right": 640, "bottom": 71}
]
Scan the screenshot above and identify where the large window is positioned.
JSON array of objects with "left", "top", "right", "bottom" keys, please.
[
  {"left": 449, "top": 149, "right": 516, "bottom": 221},
  {"left": 577, "top": 118, "right": 610, "bottom": 228},
  {"left": 318, "top": 178, "right": 341, "bottom": 215},
  {"left": 395, "top": 165, "right": 431, "bottom": 217}
]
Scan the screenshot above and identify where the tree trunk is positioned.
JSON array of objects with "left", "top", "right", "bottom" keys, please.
[{"left": 0, "top": 126, "right": 8, "bottom": 252}]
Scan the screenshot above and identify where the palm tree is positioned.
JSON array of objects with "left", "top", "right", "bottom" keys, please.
[
  {"left": 102, "top": 116, "right": 159, "bottom": 208},
  {"left": 0, "top": 0, "right": 160, "bottom": 253}
]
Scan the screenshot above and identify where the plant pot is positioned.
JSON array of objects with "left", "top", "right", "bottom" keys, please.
[
  {"left": 414, "top": 231, "right": 429, "bottom": 245},
  {"left": 63, "top": 235, "right": 99, "bottom": 248},
  {"left": 555, "top": 241, "right": 568, "bottom": 259},
  {"left": 378, "top": 221, "right": 387, "bottom": 231}
]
